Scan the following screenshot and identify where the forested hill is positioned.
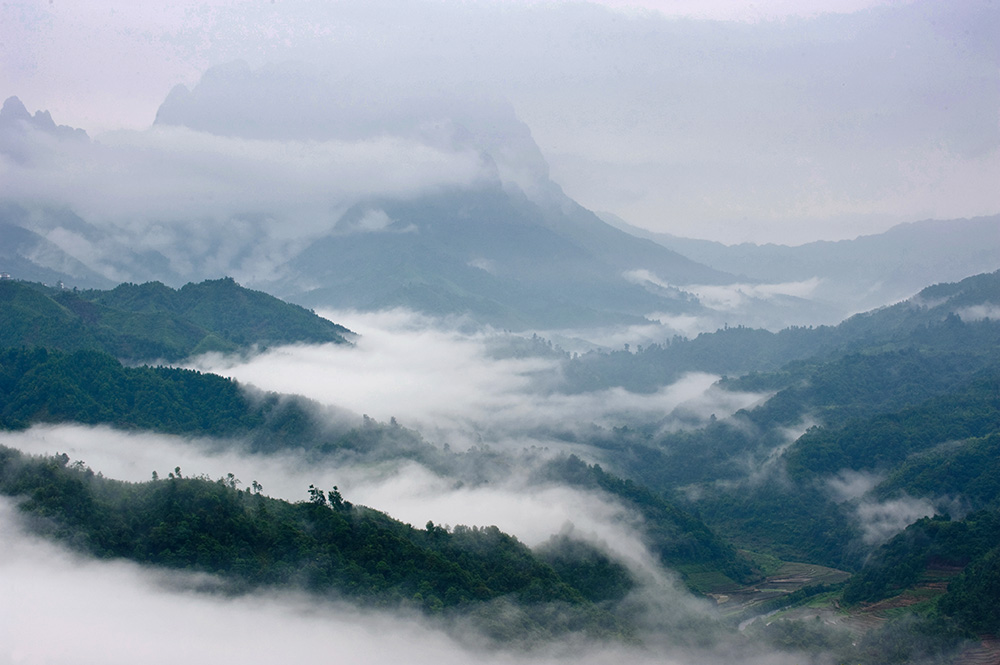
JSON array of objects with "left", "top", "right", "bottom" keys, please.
[
  {"left": 0, "top": 344, "right": 760, "bottom": 594},
  {"left": 563, "top": 269, "right": 1000, "bottom": 393},
  {"left": 0, "top": 277, "right": 351, "bottom": 362},
  {"left": 0, "top": 445, "right": 628, "bottom": 642}
]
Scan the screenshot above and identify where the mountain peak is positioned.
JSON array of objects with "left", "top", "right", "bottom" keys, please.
[
  {"left": 0, "top": 96, "right": 88, "bottom": 141},
  {"left": 1, "top": 96, "right": 31, "bottom": 121},
  {"left": 151, "top": 60, "right": 556, "bottom": 199}
]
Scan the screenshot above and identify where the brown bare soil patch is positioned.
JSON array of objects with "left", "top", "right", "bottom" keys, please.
[{"left": 952, "top": 636, "right": 1000, "bottom": 665}]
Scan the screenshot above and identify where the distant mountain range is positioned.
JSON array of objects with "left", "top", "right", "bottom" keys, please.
[
  {"left": 1, "top": 86, "right": 736, "bottom": 330},
  {"left": 603, "top": 211, "right": 1000, "bottom": 325},
  {"left": 4, "top": 265, "right": 1000, "bottom": 652},
  {"left": 2, "top": 81, "right": 998, "bottom": 333}
]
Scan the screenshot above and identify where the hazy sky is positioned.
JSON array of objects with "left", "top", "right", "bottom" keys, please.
[{"left": 2, "top": 0, "right": 998, "bottom": 243}]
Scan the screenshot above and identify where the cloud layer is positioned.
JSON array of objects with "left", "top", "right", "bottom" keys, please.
[
  {"left": 0, "top": 116, "right": 492, "bottom": 282},
  {"left": 5, "top": 0, "right": 997, "bottom": 243},
  {"left": 188, "top": 309, "right": 766, "bottom": 448}
]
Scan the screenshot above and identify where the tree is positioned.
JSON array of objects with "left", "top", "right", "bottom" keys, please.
[{"left": 308, "top": 484, "right": 327, "bottom": 505}]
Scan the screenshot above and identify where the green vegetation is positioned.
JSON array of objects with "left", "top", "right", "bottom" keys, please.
[
  {"left": 842, "top": 512, "right": 1000, "bottom": 605},
  {"left": 0, "top": 445, "right": 624, "bottom": 639},
  {"left": 5, "top": 269, "right": 1000, "bottom": 650},
  {"left": 543, "top": 455, "right": 761, "bottom": 588},
  {"left": 878, "top": 432, "right": 1000, "bottom": 508},
  {"left": 939, "top": 545, "right": 1000, "bottom": 633},
  {"left": 0, "top": 277, "right": 350, "bottom": 362},
  {"left": 0, "top": 346, "right": 440, "bottom": 461},
  {"left": 785, "top": 376, "right": 1000, "bottom": 479},
  {"left": 563, "top": 270, "right": 1000, "bottom": 396}
]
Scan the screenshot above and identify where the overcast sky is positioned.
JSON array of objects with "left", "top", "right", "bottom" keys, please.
[{"left": 2, "top": 0, "right": 998, "bottom": 244}]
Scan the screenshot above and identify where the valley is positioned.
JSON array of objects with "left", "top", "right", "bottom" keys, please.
[{"left": 3, "top": 3, "right": 998, "bottom": 661}]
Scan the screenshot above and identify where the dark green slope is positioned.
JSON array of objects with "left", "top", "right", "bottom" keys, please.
[
  {"left": 837, "top": 509, "right": 1000, "bottom": 639},
  {"left": 877, "top": 432, "right": 1000, "bottom": 509},
  {"left": 0, "top": 345, "right": 754, "bottom": 598},
  {"left": 0, "top": 347, "right": 435, "bottom": 462},
  {"left": 541, "top": 455, "right": 761, "bottom": 589},
  {"left": 566, "top": 273, "right": 1000, "bottom": 573},
  {"left": 563, "top": 269, "right": 1000, "bottom": 394},
  {"left": 0, "top": 279, "right": 102, "bottom": 352},
  {"left": 784, "top": 377, "right": 1000, "bottom": 480},
  {"left": 0, "top": 446, "right": 623, "bottom": 638},
  {"left": 0, "top": 278, "right": 351, "bottom": 362},
  {"left": 90, "top": 278, "right": 352, "bottom": 348},
  {"left": 679, "top": 362, "right": 1000, "bottom": 569}
]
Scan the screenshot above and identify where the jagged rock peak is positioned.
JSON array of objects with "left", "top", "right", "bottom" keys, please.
[
  {"left": 1, "top": 96, "right": 31, "bottom": 121},
  {"left": 0, "top": 96, "right": 88, "bottom": 140}
]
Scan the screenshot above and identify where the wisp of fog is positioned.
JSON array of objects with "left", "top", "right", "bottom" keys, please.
[{"left": 189, "top": 308, "right": 767, "bottom": 449}]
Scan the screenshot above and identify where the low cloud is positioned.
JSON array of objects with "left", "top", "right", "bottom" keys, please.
[
  {"left": 827, "top": 470, "right": 884, "bottom": 503},
  {"left": 855, "top": 496, "right": 937, "bottom": 545},
  {"left": 0, "top": 118, "right": 492, "bottom": 283},
  {"left": 823, "top": 470, "right": 938, "bottom": 545},
  {"left": 0, "top": 495, "right": 814, "bottom": 665},
  {"left": 0, "top": 427, "right": 709, "bottom": 652},
  {"left": 955, "top": 303, "right": 1000, "bottom": 322},
  {"left": 545, "top": 313, "right": 717, "bottom": 351},
  {"left": 189, "top": 309, "right": 766, "bottom": 448},
  {"left": 0, "top": 499, "right": 501, "bottom": 665},
  {"left": 680, "top": 280, "right": 823, "bottom": 312},
  {"left": 0, "top": 424, "right": 661, "bottom": 575}
]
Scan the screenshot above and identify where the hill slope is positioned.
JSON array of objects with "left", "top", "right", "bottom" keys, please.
[
  {"left": 606, "top": 213, "right": 1000, "bottom": 324},
  {"left": 0, "top": 278, "right": 351, "bottom": 362}
]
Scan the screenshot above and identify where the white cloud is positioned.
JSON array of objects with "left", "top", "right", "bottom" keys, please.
[
  {"left": 0, "top": 121, "right": 491, "bottom": 281},
  {"left": 827, "top": 470, "right": 884, "bottom": 503},
  {"left": 956, "top": 303, "right": 1000, "bottom": 322},
  {"left": 1, "top": 123, "right": 489, "bottom": 229},
  {"left": 0, "top": 424, "right": 645, "bottom": 554},
  {"left": 679, "top": 280, "right": 823, "bottom": 311},
  {"left": 0, "top": 499, "right": 491, "bottom": 665},
  {"left": 0, "top": 492, "right": 817, "bottom": 664},
  {"left": 188, "top": 309, "right": 766, "bottom": 447},
  {"left": 855, "top": 496, "right": 937, "bottom": 545},
  {"left": 4, "top": 0, "right": 995, "bottom": 244}
]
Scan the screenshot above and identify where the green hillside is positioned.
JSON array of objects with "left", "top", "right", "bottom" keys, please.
[
  {"left": 0, "top": 445, "right": 625, "bottom": 641},
  {"left": 0, "top": 343, "right": 755, "bottom": 603},
  {"left": 0, "top": 277, "right": 350, "bottom": 362}
]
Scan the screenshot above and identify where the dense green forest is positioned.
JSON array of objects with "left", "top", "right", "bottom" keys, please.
[
  {"left": 0, "top": 445, "right": 626, "bottom": 641},
  {"left": 0, "top": 277, "right": 351, "bottom": 362},
  {"left": 0, "top": 344, "right": 756, "bottom": 595},
  {"left": 3, "top": 269, "right": 1000, "bottom": 658},
  {"left": 559, "top": 273, "right": 1000, "bottom": 577},
  {"left": 0, "top": 345, "right": 442, "bottom": 461}
]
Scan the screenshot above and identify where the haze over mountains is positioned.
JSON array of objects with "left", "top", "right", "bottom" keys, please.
[
  {"left": 2, "top": 73, "right": 997, "bottom": 335},
  {"left": 604, "top": 212, "right": 1000, "bottom": 324},
  {"left": 4, "top": 2, "right": 1000, "bottom": 663}
]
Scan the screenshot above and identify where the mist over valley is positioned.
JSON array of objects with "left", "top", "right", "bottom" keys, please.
[{"left": 3, "top": 1, "right": 1000, "bottom": 663}]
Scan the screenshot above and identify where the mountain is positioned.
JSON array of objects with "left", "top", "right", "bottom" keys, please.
[
  {"left": 558, "top": 271, "right": 1000, "bottom": 570},
  {"left": 0, "top": 277, "right": 351, "bottom": 362},
  {"left": 0, "top": 443, "right": 631, "bottom": 641},
  {"left": 0, "top": 204, "right": 116, "bottom": 289},
  {"left": 604, "top": 212, "right": 1000, "bottom": 324},
  {"left": 1, "top": 71, "right": 739, "bottom": 330},
  {"left": 262, "top": 186, "right": 725, "bottom": 328},
  {"left": 0, "top": 344, "right": 759, "bottom": 616},
  {"left": 153, "top": 64, "right": 739, "bottom": 328},
  {"left": 4, "top": 268, "right": 1000, "bottom": 657},
  {"left": 562, "top": 268, "right": 1000, "bottom": 393},
  {"left": 0, "top": 95, "right": 87, "bottom": 164}
]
